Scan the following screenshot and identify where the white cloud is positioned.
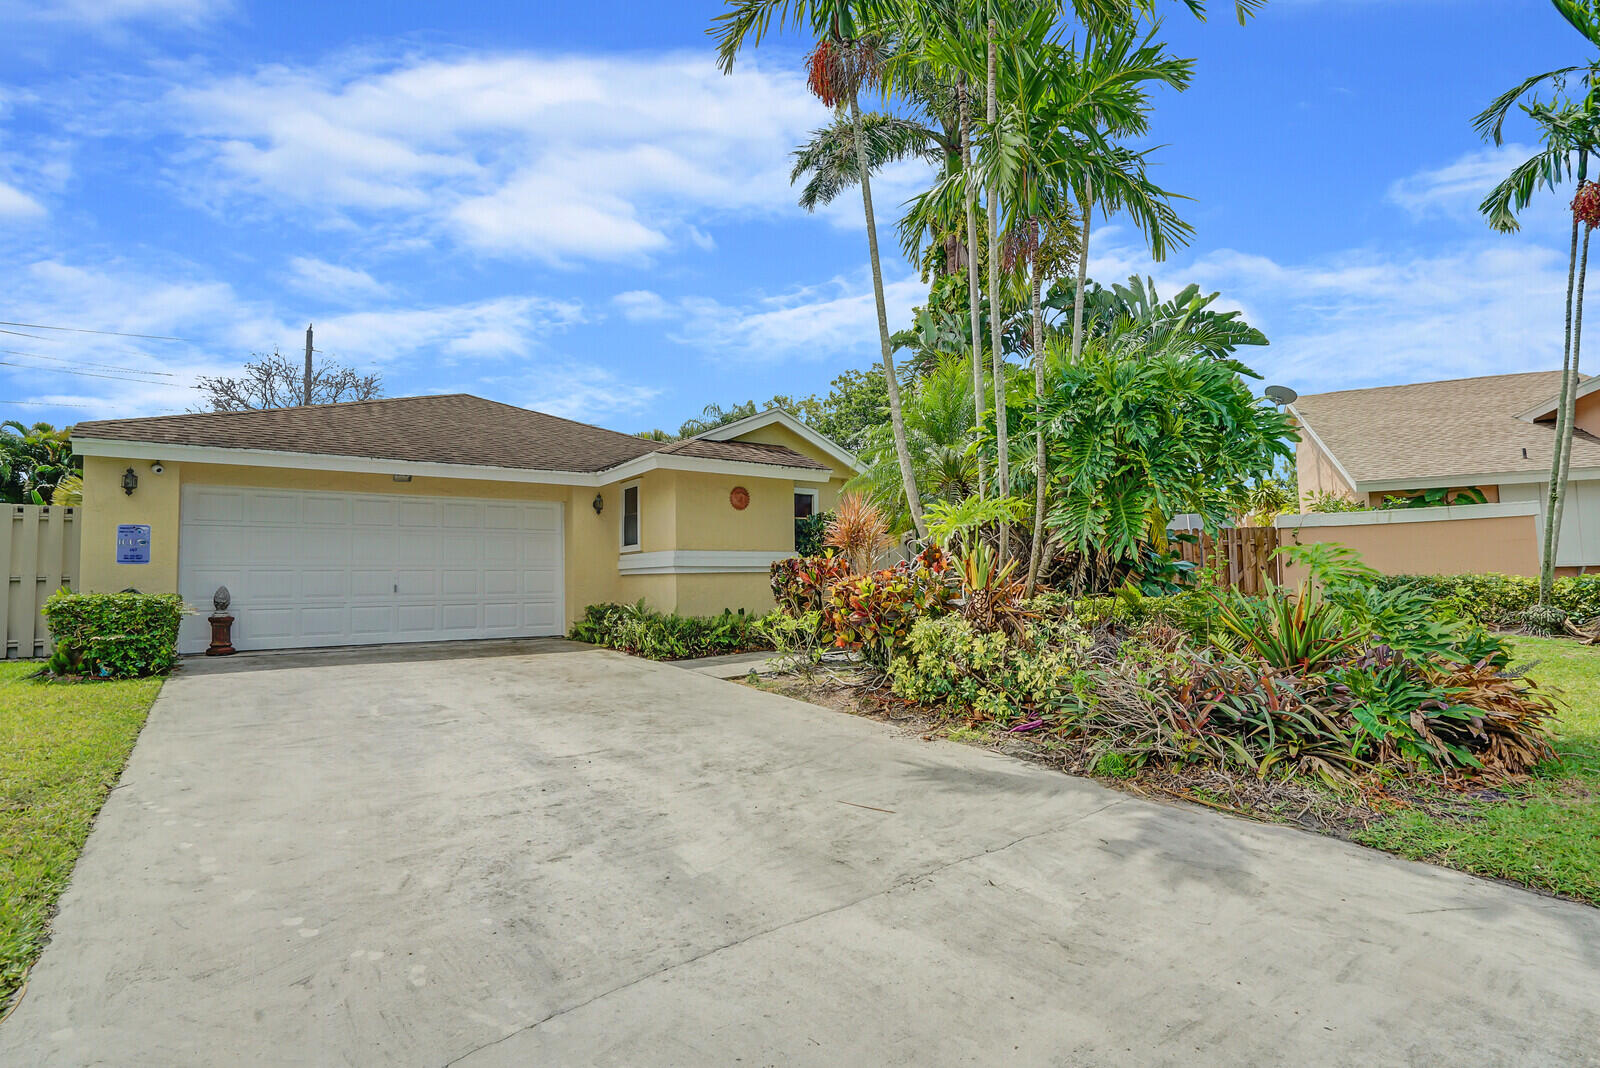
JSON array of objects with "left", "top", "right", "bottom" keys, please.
[
  {"left": 169, "top": 52, "right": 831, "bottom": 265},
  {"left": 494, "top": 364, "right": 661, "bottom": 422},
  {"left": 1115, "top": 241, "right": 1570, "bottom": 395},
  {"left": 0, "top": 259, "right": 589, "bottom": 417},
  {"left": 1387, "top": 143, "right": 1569, "bottom": 236},
  {"left": 0, "top": 179, "right": 44, "bottom": 217},
  {"left": 286, "top": 257, "right": 389, "bottom": 301},
  {"left": 1, "top": 0, "right": 229, "bottom": 25},
  {"left": 612, "top": 289, "right": 675, "bottom": 321},
  {"left": 661, "top": 271, "right": 925, "bottom": 361}
]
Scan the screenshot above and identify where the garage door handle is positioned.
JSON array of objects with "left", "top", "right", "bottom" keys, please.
[{"left": 393, "top": 583, "right": 398, "bottom": 593}]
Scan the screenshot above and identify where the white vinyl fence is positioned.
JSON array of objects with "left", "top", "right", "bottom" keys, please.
[{"left": 1, "top": 504, "right": 81, "bottom": 659}]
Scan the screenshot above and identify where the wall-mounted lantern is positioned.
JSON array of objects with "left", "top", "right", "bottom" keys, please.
[
  {"left": 121, "top": 467, "right": 139, "bottom": 496},
  {"left": 592, "top": 493, "right": 605, "bottom": 515}
]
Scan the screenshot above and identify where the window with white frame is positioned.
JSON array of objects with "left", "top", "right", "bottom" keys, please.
[
  {"left": 621, "top": 483, "right": 641, "bottom": 550},
  {"left": 794, "top": 488, "right": 819, "bottom": 518}
]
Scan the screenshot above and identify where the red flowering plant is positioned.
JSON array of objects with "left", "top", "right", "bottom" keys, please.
[{"left": 771, "top": 553, "right": 852, "bottom": 616}]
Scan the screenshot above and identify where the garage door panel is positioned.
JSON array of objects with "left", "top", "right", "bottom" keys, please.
[
  {"left": 352, "top": 497, "right": 399, "bottom": 526},
  {"left": 396, "top": 604, "right": 438, "bottom": 633},
  {"left": 187, "top": 487, "right": 246, "bottom": 525},
  {"left": 349, "top": 605, "right": 394, "bottom": 637},
  {"left": 440, "top": 603, "right": 479, "bottom": 630},
  {"left": 180, "top": 485, "right": 564, "bottom": 653},
  {"left": 351, "top": 569, "right": 395, "bottom": 597},
  {"left": 248, "top": 492, "right": 302, "bottom": 525},
  {"left": 300, "top": 569, "right": 349, "bottom": 599}
]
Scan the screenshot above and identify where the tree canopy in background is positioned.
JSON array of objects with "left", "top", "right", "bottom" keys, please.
[{"left": 194, "top": 351, "right": 383, "bottom": 412}]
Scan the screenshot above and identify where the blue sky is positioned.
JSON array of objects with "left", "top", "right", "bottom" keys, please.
[{"left": 0, "top": 0, "right": 1585, "bottom": 433}]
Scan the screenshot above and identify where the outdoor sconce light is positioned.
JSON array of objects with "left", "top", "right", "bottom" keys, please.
[
  {"left": 121, "top": 467, "right": 138, "bottom": 496},
  {"left": 592, "top": 493, "right": 604, "bottom": 515}
]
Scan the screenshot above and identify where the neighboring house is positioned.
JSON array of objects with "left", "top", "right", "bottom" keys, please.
[
  {"left": 70, "top": 395, "right": 858, "bottom": 654},
  {"left": 1290, "top": 370, "right": 1600, "bottom": 574}
]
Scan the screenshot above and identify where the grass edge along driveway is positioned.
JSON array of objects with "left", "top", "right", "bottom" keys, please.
[
  {"left": 1, "top": 662, "right": 162, "bottom": 1013},
  {"left": 1355, "top": 636, "right": 1600, "bottom": 905}
]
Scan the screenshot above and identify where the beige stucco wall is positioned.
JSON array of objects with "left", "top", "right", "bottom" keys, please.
[
  {"left": 1572, "top": 390, "right": 1600, "bottom": 436},
  {"left": 80, "top": 452, "right": 804, "bottom": 625},
  {"left": 1294, "top": 430, "right": 1358, "bottom": 508},
  {"left": 1278, "top": 512, "right": 1541, "bottom": 580}
]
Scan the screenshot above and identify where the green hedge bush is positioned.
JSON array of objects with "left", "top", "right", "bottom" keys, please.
[
  {"left": 1371, "top": 572, "right": 1600, "bottom": 625},
  {"left": 569, "top": 601, "right": 771, "bottom": 660},
  {"left": 41, "top": 590, "right": 187, "bottom": 678}
]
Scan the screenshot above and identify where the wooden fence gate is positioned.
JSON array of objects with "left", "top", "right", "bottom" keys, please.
[
  {"left": 1, "top": 505, "right": 81, "bottom": 659},
  {"left": 1175, "top": 526, "right": 1280, "bottom": 595}
]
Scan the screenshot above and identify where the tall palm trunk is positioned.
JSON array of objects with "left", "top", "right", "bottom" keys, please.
[
  {"left": 1071, "top": 179, "right": 1093, "bottom": 361},
  {"left": 1025, "top": 247, "right": 1047, "bottom": 595},
  {"left": 851, "top": 92, "right": 927, "bottom": 539},
  {"left": 1542, "top": 151, "right": 1588, "bottom": 602},
  {"left": 959, "top": 73, "right": 987, "bottom": 499},
  {"left": 986, "top": 15, "right": 1009, "bottom": 564},
  {"left": 1553, "top": 223, "right": 1592, "bottom": 580}
]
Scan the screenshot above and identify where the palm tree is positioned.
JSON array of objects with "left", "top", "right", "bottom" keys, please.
[
  {"left": 1476, "top": 0, "right": 1600, "bottom": 603},
  {"left": 713, "top": 0, "right": 931, "bottom": 538},
  {"left": 850, "top": 356, "right": 981, "bottom": 522}
]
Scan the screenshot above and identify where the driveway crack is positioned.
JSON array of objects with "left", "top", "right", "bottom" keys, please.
[{"left": 440, "top": 796, "right": 1128, "bottom": 1067}]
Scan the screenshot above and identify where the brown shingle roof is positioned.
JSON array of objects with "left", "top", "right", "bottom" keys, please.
[
  {"left": 71, "top": 394, "right": 825, "bottom": 474},
  {"left": 1293, "top": 371, "right": 1600, "bottom": 486},
  {"left": 652, "top": 436, "right": 827, "bottom": 469}
]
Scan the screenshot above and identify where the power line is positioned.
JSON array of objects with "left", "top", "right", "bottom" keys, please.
[
  {"left": 0, "top": 349, "right": 175, "bottom": 377},
  {"left": 0, "top": 320, "right": 190, "bottom": 342},
  {"left": 0, "top": 400, "right": 95, "bottom": 408},
  {"left": 0, "top": 360, "right": 177, "bottom": 384},
  {"left": 0, "top": 328, "right": 54, "bottom": 341}
]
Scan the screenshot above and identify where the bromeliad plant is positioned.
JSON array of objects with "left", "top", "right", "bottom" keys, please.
[{"left": 1211, "top": 581, "right": 1363, "bottom": 674}]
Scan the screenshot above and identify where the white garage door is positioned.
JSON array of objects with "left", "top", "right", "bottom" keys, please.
[{"left": 177, "top": 485, "right": 565, "bottom": 654}]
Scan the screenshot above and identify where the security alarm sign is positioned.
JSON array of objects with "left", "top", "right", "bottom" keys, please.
[{"left": 116, "top": 524, "right": 151, "bottom": 564}]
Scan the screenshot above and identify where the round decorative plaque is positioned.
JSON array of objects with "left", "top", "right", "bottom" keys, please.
[{"left": 729, "top": 486, "right": 750, "bottom": 510}]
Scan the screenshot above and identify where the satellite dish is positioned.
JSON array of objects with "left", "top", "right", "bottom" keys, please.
[{"left": 1264, "top": 385, "right": 1298, "bottom": 405}]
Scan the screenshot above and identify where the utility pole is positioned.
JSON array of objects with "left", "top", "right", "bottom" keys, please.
[{"left": 303, "top": 324, "right": 313, "bottom": 406}]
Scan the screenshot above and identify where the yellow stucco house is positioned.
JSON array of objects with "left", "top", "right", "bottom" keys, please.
[{"left": 70, "top": 395, "right": 857, "bottom": 654}]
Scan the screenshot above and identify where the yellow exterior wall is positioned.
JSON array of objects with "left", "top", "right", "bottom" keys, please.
[
  {"left": 724, "top": 422, "right": 854, "bottom": 510},
  {"left": 81, "top": 452, "right": 800, "bottom": 626},
  {"left": 80, "top": 456, "right": 182, "bottom": 595},
  {"left": 1574, "top": 391, "right": 1600, "bottom": 436}
]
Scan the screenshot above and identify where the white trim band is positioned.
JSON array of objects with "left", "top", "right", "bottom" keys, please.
[
  {"left": 617, "top": 550, "right": 787, "bottom": 575},
  {"left": 1274, "top": 501, "right": 1539, "bottom": 529},
  {"left": 72, "top": 437, "right": 828, "bottom": 487}
]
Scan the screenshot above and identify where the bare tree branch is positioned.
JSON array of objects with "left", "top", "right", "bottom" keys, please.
[{"left": 194, "top": 350, "right": 384, "bottom": 412}]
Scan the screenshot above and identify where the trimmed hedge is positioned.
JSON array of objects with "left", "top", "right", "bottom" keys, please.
[
  {"left": 569, "top": 602, "right": 771, "bottom": 660},
  {"left": 41, "top": 590, "right": 187, "bottom": 678},
  {"left": 1371, "top": 573, "right": 1600, "bottom": 625}
]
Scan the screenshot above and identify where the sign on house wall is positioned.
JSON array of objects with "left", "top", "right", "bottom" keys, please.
[{"left": 116, "top": 523, "right": 151, "bottom": 564}]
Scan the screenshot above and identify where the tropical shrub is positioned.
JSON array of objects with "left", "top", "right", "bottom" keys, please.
[
  {"left": 1036, "top": 334, "right": 1295, "bottom": 564},
  {"left": 754, "top": 609, "right": 830, "bottom": 669},
  {"left": 1367, "top": 571, "right": 1600, "bottom": 626},
  {"left": 820, "top": 546, "right": 954, "bottom": 664},
  {"left": 40, "top": 590, "right": 186, "bottom": 678},
  {"left": 794, "top": 510, "right": 832, "bottom": 557},
  {"left": 569, "top": 601, "right": 770, "bottom": 660},
  {"left": 770, "top": 553, "right": 851, "bottom": 616},
  {"left": 889, "top": 614, "right": 1093, "bottom": 722},
  {"left": 1303, "top": 490, "right": 1366, "bottom": 513}
]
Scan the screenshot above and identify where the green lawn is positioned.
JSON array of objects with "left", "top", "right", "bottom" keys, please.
[
  {"left": 1355, "top": 636, "right": 1600, "bottom": 905},
  {"left": 1, "top": 663, "right": 162, "bottom": 1012}
]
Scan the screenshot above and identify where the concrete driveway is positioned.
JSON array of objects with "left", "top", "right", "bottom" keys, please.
[{"left": 4, "top": 642, "right": 1599, "bottom": 1067}]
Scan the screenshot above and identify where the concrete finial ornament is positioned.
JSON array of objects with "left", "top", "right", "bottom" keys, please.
[{"left": 213, "top": 586, "right": 231, "bottom": 612}]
